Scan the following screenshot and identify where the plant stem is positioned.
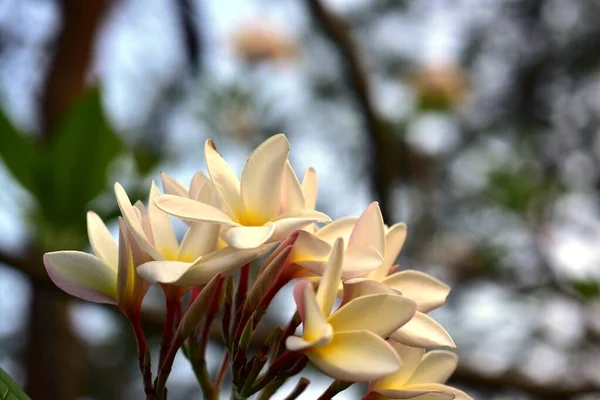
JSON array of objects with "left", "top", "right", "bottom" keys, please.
[
  {"left": 128, "top": 312, "right": 155, "bottom": 398},
  {"left": 282, "top": 377, "right": 310, "bottom": 400},
  {"left": 317, "top": 380, "right": 353, "bottom": 400},
  {"left": 159, "top": 293, "right": 181, "bottom": 368},
  {"left": 214, "top": 351, "right": 230, "bottom": 391}
]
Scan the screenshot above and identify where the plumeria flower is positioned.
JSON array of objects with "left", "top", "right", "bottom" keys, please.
[
  {"left": 280, "top": 161, "right": 318, "bottom": 213},
  {"left": 342, "top": 223, "right": 455, "bottom": 349},
  {"left": 290, "top": 202, "right": 385, "bottom": 280},
  {"left": 43, "top": 212, "right": 149, "bottom": 315},
  {"left": 285, "top": 238, "right": 417, "bottom": 382},
  {"left": 114, "top": 182, "right": 267, "bottom": 287},
  {"left": 366, "top": 341, "right": 472, "bottom": 400},
  {"left": 153, "top": 134, "right": 331, "bottom": 249}
]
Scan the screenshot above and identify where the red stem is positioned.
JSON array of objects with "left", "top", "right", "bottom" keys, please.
[
  {"left": 127, "top": 312, "right": 154, "bottom": 397},
  {"left": 159, "top": 293, "right": 181, "bottom": 368},
  {"left": 214, "top": 351, "right": 230, "bottom": 390}
]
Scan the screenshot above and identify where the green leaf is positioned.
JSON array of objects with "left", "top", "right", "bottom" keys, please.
[
  {"left": 0, "top": 366, "right": 31, "bottom": 400},
  {"left": 40, "top": 88, "right": 123, "bottom": 225},
  {"left": 0, "top": 109, "right": 38, "bottom": 194}
]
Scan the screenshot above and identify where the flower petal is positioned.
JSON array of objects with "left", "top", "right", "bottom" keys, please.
[
  {"left": 294, "top": 280, "right": 332, "bottom": 343},
  {"left": 307, "top": 330, "right": 401, "bottom": 382},
  {"left": 328, "top": 294, "right": 416, "bottom": 337},
  {"left": 301, "top": 166, "right": 318, "bottom": 210},
  {"left": 316, "top": 238, "right": 344, "bottom": 315},
  {"left": 205, "top": 139, "right": 243, "bottom": 217},
  {"left": 372, "top": 341, "right": 425, "bottom": 390},
  {"left": 391, "top": 312, "right": 456, "bottom": 349},
  {"left": 406, "top": 384, "right": 472, "bottom": 400},
  {"left": 281, "top": 161, "right": 306, "bottom": 212},
  {"left": 221, "top": 223, "right": 275, "bottom": 249},
  {"left": 407, "top": 351, "right": 458, "bottom": 386},
  {"left": 137, "top": 260, "right": 194, "bottom": 284},
  {"left": 342, "top": 278, "right": 399, "bottom": 303},
  {"left": 161, "top": 172, "right": 189, "bottom": 197},
  {"left": 349, "top": 202, "right": 385, "bottom": 257},
  {"left": 383, "top": 271, "right": 450, "bottom": 313},
  {"left": 374, "top": 388, "right": 454, "bottom": 399},
  {"left": 291, "top": 230, "right": 331, "bottom": 263},
  {"left": 178, "top": 222, "right": 220, "bottom": 261},
  {"left": 44, "top": 251, "right": 117, "bottom": 304},
  {"left": 177, "top": 245, "right": 270, "bottom": 285},
  {"left": 148, "top": 181, "right": 179, "bottom": 257},
  {"left": 316, "top": 217, "right": 358, "bottom": 244},
  {"left": 87, "top": 211, "right": 118, "bottom": 269},
  {"left": 115, "top": 183, "right": 163, "bottom": 260},
  {"left": 271, "top": 210, "right": 332, "bottom": 241},
  {"left": 155, "top": 194, "right": 237, "bottom": 226},
  {"left": 342, "top": 246, "right": 384, "bottom": 279},
  {"left": 241, "top": 133, "right": 289, "bottom": 222},
  {"left": 368, "top": 223, "right": 407, "bottom": 280}
]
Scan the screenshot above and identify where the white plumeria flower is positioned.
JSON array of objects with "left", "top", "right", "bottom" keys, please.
[
  {"left": 285, "top": 238, "right": 417, "bottom": 382},
  {"left": 280, "top": 161, "right": 318, "bottom": 213},
  {"left": 153, "top": 134, "right": 331, "bottom": 249},
  {"left": 368, "top": 341, "right": 472, "bottom": 400},
  {"left": 290, "top": 202, "right": 386, "bottom": 280},
  {"left": 115, "top": 181, "right": 267, "bottom": 286},
  {"left": 344, "top": 224, "right": 455, "bottom": 349},
  {"left": 43, "top": 213, "right": 149, "bottom": 312}
]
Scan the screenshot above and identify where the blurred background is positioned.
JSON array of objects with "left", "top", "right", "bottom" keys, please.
[{"left": 1, "top": 0, "right": 600, "bottom": 399}]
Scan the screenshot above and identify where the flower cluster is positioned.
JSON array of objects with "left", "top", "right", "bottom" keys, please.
[{"left": 43, "top": 134, "right": 471, "bottom": 400}]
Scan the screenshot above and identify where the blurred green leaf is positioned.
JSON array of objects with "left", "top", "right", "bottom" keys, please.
[
  {"left": 0, "top": 110, "right": 38, "bottom": 194},
  {"left": 571, "top": 280, "right": 600, "bottom": 299},
  {"left": 0, "top": 366, "right": 31, "bottom": 400},
  {"left": 41, "top": 88, "right": 123, "bottom": 225}
]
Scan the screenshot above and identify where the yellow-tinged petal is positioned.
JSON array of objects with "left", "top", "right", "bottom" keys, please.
[
  {"left": 270, "top": 210, "right": 332, "bottom": 242},
  {"left": 328, "top": 294, "right": 416, "bottom": 337},
  {"left": 221, "top": 223, "right": 275, "bottom": 249},
  {"left": 87, "top": 211, "right": 118, "bottom": 269},
  {"left": 316, "top": 217, "right": 357, "bottom": 244},
  {"left": 155, "top": 195, "right": 237, "bottom": 226},
  {"left": 406, "top": 351, "right": 458, "bottom": 386},
  {"left": 302, "top": 166, "right": 318, "bottom": 210},
  {"left": 382, "top": 271, "right": 450, "bottom": 313},
  {"left": 115, "top": 183, "right": 163, "bottom": 260},
  {"left": 137, "top": 260, "right": 194, "bottom": 284},
  {"left": 342, "top": 278, "right": 398, "bottom": 302},
  {"left": 372, "top": 341, "right": 424, "bottom": 390},
  {"left": 296, "top": 280, "right": 331, "bottom": 342},
  {"left": 240, "top": 133, "right": 289, "bottom": 222},
  {"left": 369, "top": 223, "right": 407, "bottom": 280},
  {"left": 148, "top": 181, "right": 179, "bottom": 257},
  {"left": 44, "top": 251, "right": 117, "bottom": 304},
  {"left": 178, "top": 222, "right": 220, "bottom": 261},
  {"left": 161, "top": 172, "right": 189, "bottom": 197},
  {"left": 291, "top": 230, "right": 331, "bottom": 263},
  {"left": 189, "top": 171, "right": 209, "bottom": 200},
  {"left": 281, "top": 160, "right": 305, "bottom": 212},
  {"left": 405, "top": 384, "right": 472, "bottom": 400},
  {"left": 315, "top": 238, "right": 344, "bottom": 315},
  {"left": 391, "top": 312, "right": 456, "bottom": 349},
  {"left": 205, "top": 139, "right": 243, "bottom": 217},
  {"left": 307, "top": 330, "right": 401, "bottom": 382},
  {"left": 342, "top": 246, "right": 384, "bottom": 279},
  {"left": 177, "top": 245, "right": 271, "bottom": 286},
  {"left": 374, "top": 388, "right": 455, "bottom": 399},
  {"left": 349, "top": 202, "right": 385, "bottom": 257}
]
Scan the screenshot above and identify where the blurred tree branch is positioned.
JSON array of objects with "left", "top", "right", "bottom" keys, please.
[
  {"left": 175, "top": 0, "right": 201, "bottom": 73},
  {"left": 306, "top": 0, "right": 399, "bottom": 222}
]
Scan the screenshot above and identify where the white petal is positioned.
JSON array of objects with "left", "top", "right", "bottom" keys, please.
[
  {"left": 155, "top": 194, "right": 237, "bottom": 226},
  {"left": 241, "top": 134, "right": 289, "bottom": 222},
  {"left": 161, "top": 172, "right": 189, "bottom": 197},
  {"left": 178, "top": 222, "right": 220, "bottom": 261},
  {"left": 316, "top": 238, "right": 344, "bottom": 315},
  {"left": 281, "top": 161, "right": 306, "bottom": 212},
  {"left": 383, "top": 270, "right": 450, "bottom": 312},
  {"left": 374, "top": 388, "right": 454, "bottom": 399},
  {"left": 286, "top": 336, "right": 316, "bottom": 351},
  {"left": 372, "top": 341, "right": 424, "bottom": 390},
  {"left": 328, "top": 294, "right": 416, "bottom": 337},
  {"left": 349, "top": 202, "right": 385, "bottom": 257},
  {"left": 271, "top": 210, "right": 332, "bottom": 241},
  {"left": 342, "top": 278, "right": 398, "bottom": 302},
  {"left": 369, "top": 223, "right": 407, "bottom": 280},
  {"left": 342, "top": 246, "right": 384, "bottom": 279},
  {"left": 86, "top": 211, "right": 118, "bottom": 269},
  {"left": 316, "top": 217, "right": 358, "bottom": 244},
  {"left": 291, "top": 230, "right": 331, "bottom": 263},
  {"left": 137, "top": 260, "right": 194, "bottom": 284},
  {"left": 221, "top": 223, "right": 275, "bottom": 249},
  {"left": 296, "top": 280, "right": 332, "bottom": 343},
  {"left": 148, "top": 181, "right": 179, "bottom": 257},
  {"left": 188, "top": 171, "right": 209, "bottom": 200},
  {"left": 307, "top": 330, "right": 401, "bottom": 382},
  {"left": 407, "top": 351, "right": 458, "bottom": 385},
  {"left": 44, "top": 251, "right": 117, "bottom": 304},
  {"left": 301, "top": 167, "right": 318, "bottom": 210},
  {"left": 407, "top": 384, "right": 473, "bottom": 400},
  {"left": 176, "top": 245, "right": 269, "bottom": 285},
  {"left": 391, "top": 312, "right": 456, "bottom": 349},
  {"left": 114, "top": 183, "right": 163, "bottom": 261},
  {"left": 205, "top": 139, "right": 243, "bottom": 217}
]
